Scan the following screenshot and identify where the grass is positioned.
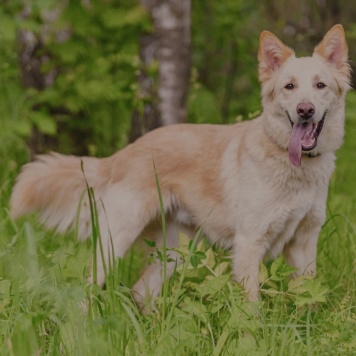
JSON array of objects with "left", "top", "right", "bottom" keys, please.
[{"left": 0, "top": 95, "right": 355, "bottom": 355}]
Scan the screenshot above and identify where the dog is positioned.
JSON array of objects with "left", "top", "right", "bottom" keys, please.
[{"left": 10, "top": 25, "right": 351, "bottom": 305}]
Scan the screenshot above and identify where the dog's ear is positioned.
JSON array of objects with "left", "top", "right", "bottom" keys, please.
[
  {"left": 314, "top": 24, "right": 351, "bottom": 92},
  {"left": 313, "top": 24, "right": 348, "bottom": 69},
  {"left": 258, "top": 31, "right": 294, "bottom": 83}
]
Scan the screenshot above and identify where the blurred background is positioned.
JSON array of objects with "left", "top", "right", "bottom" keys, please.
[
  {"left": 1, "top": 3, "right": 356, "bottom": 354},
  {"left": 0, "top": 0, "right": 355, "bottom": 167}
]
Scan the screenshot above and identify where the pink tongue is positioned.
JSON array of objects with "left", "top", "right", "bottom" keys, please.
[{"left": 288, "top": 123, "right": 313, "bottom": 166}]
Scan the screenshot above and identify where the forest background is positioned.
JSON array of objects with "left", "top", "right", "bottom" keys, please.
[
  {"left": 0, "top": 1, "right": 355, "bottom": 355},
  {"left": 2, "top": 0, "right": 356, "bottom": 158}
]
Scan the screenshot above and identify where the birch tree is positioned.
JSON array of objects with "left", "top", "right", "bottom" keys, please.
[{"left": 130, "top": 0, "right": 191, "bottom": 142}]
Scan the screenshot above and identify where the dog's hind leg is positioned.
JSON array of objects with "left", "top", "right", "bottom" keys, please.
[
  {"left": 93, "top": 213, "right": 148, "bottom": 287},
  {"left": 132, "top": 220, "right": 195, "bottom": 310},
  {"left": 90, "top": 187, "right": 156, "bottom": 286}
]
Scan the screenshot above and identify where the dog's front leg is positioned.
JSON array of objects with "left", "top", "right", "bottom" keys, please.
[
  {"left": 233, "top": 237, "right": 266, "bottom": 301},
  {"left": 283, "top": 209, "right": 324, "bottom": 277}
]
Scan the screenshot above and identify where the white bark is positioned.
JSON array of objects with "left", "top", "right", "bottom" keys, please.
[{"left": 142, "top": 0, "right": 191, "bottom": 126}]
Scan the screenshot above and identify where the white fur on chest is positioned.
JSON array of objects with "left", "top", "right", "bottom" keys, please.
[{"left": 208, "top": 135, "right": 331, "bottom": 257}]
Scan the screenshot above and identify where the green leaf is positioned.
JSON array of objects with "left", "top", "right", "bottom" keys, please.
[
  {"left": 293, "top": 278, "right": 329, "bottom": 306},
  {"left": 190, "top": 254, "right": 200, "bottom": 268},
  {"left": 13, "top": 120, "right": 32, "bottom": 137},
  {"left": 214, "top": 331, "right": 229, "bottom": 356},
  {"left": 270, "top": 256, "right": 296, "bottom": 281},
  {"left": 196, "top": 275, "right": 230, "bottom": 297},
  {"left": 201, "top": 247, "right": 216, "bottom": 269},
  {"left": 0, "top": 280, "right": 11, "bottom": 310},
  {"left": 258, "top": 262, "right": 269, "bottom": 284},
  {"left": 12, "top": 316, "right": 40, "bottom": 356},
  {"left": 288, "top": 275, "right": 313, "bottom": 294},
  {"left": 214, "top": 261, "right": 230, "bottom": 276},
  {"left": 178, "top": 232, "right": 191, "bottom": 255},
  {"left": 190, "top": 250, "right": 206, "bottom": 268},
  {"left": 194, "top": 251, "right": 206, "bottom": 259},
  {"left": 181, "top": 297, "right": 208, "bottom": 315},
  {"left": 143, "top": 238, "right": 156, "bottom": 248},
  {"left": 188, "top": 240, "right": 197, "bottom": 253},
  {"left": 182, "top": 266, "right": 210, "bottom": 283},
  {"left": 29, "top": 111, "right": 57, "bottom": 135},
  {"left": 101, "top": 6, "right": 149, "bottom": 29},
  {"left": 270, "top": 256, "right": 284, "bottom": 276},
  {"left": 304, "top": 279, "right": 329, "bottom": 302},
  {"left": 156, "top": 249, "right": 163, "bottom": 262}
]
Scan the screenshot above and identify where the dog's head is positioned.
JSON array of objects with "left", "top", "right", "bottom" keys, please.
[{"left": 258, "top": 25, "right": 351, "bottom": 166}]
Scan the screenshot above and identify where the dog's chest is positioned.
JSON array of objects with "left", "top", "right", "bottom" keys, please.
[
  {"left": 262, "top": 165, "right": 328, "bottom": 253},
  {"left": 264, "top": 187, "right": 317, "bottom": 257},
  {"left": 223, "top": 165, "right": 322, "bottom": 246}
]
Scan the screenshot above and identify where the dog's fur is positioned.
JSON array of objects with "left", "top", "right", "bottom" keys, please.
[{"left": 10, "top": 25, "right": 351, "bottom": 305}]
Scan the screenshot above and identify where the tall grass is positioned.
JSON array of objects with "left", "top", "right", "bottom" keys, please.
[{"left": 0, "top": 95, "right": 355, "bottom": 355}]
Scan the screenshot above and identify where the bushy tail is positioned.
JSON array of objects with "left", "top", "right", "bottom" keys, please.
[{"left": 10, "top": 153, "right": 106, "bottom": 235}]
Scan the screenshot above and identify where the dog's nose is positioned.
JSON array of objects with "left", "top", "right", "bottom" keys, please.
[{"left": 297, "top": 102, "right": 315, "bottom": 119}]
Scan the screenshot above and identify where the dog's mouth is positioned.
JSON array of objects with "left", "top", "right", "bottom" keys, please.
[{"left": 287, "top": 111, "right": 326, "bottom": 166}]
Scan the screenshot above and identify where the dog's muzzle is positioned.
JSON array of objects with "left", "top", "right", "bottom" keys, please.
[{"left": 287, "top": 111, "right": 327, "bottom": 166}]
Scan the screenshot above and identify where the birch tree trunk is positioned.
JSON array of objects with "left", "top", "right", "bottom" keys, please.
[
  {"left": 153, "top": 0, "right": 191, "bottom": 126},
  {"left": 130, "top": 0, "right": 191, "bottom": 141}
]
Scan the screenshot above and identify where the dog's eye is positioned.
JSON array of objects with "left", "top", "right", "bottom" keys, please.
[
  {"left": 285, "top": 83, "right": 294, "bottom": 90},
  {"left": 316, "top": 82, "right": 326, "bottom": 89}
]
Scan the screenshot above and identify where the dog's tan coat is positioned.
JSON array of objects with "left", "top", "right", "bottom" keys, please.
[{"left": 11, "top": 25, "right": 351, "bottom": 305}]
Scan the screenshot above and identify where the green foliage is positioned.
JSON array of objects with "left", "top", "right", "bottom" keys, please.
[
  {"left": 0, "top": 211, "right": 353, "bottom": 355},
  {"left": 259, "top": 257, "right": 329, "bottom": 306},
  {"left": 188, "top": 82, "right": 223, "bottom": 124},
  {"left": 0, "top": 0, "right": 151, "bottom": 156},
  {"left": 190, "top": 0, "right": 261, "bottom": 123},
  {"left": 46, "top": 1, "right": 150, "bottom": 155},
  {"left": 0, "top": 0, "right": 266, "bottom": 159}
]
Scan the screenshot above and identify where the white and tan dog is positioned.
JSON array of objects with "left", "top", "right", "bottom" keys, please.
[{"left": 11, "top": 25, "right": 351, "bottom": 304}]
